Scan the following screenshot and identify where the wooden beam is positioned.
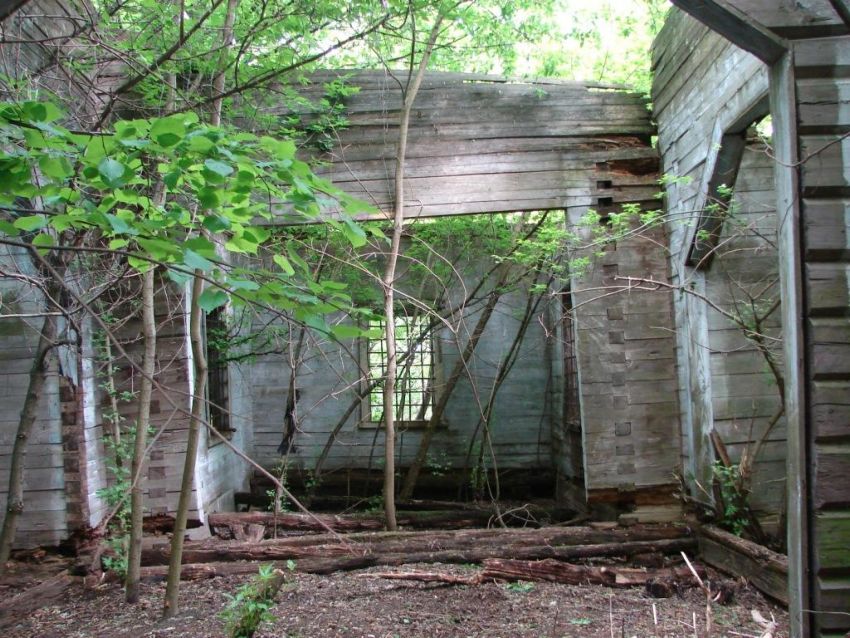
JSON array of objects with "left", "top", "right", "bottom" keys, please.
[
  {"left": 0, "top": 0, "right": 33, "bottom": 21},
  {"left": 769, "top": 51, "right": 810, "bottom": 638},
  {"left": 829, "top": 0, "right": 850, "bottom": 28},
  {"left": 671, "top": 0, "right": 787, "bottom": 64}
]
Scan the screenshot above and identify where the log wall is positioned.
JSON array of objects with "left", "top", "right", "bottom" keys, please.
[{"left": 790, "top": 31, "right": 850, "bottom": 638}]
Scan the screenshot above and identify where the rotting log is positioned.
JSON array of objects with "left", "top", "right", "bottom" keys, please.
[
  {"left": 139, "top": 561, "right": 269, "bottom": 582},
  {"left": 698, "top": 525, "right": 789, "bottom": 604},
  {"left": 143, "top": 524, "right": 694, "bottom": 567},
  {"left": 479, "top": 558, "right": 705, "bottom": 587}
]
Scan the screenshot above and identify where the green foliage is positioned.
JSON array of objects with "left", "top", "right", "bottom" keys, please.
[
  {"left": 711, "top": 461, "right": 750, "bottom": 537},
  {"left": 0, "top": 100, "right": 377, "bottom": 338},
  {"left": 220, "top": 564, "right": 285, "bottom": 638},
  {"left": 97, "top": 425, "right": 154, "bottom": 577}
]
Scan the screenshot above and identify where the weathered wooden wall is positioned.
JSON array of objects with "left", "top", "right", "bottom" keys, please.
[
  {"left": 652, "top": 9, "right": 787, "bottom": 518},
  {"left": 110, "top": 285, "right": 252, "bottom": 523},
  {"left": 568, "top": 222, "right": 681, "bottom": 520},
  {"left": 790, "top": 31, "right": 850, "bottom": 638},
  {"left": 257, "top": 71, "right": 659, "bottom": 221},
  {"left": 0, "top": 245, "right": 68, "bottom": 547},
  {"left": 248, "top": 254, "right": 556, "bottom": 495},
  {"left": 656, "top": 1, "right": 850, "bottom": 634}
]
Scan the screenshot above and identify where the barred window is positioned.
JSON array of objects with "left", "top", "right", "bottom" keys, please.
[
  {"left": 206, "top": 307, "right": 231, "bottom": 437},
  {"left": 367, "top": 315, "right": 433, "bottom": 424}
]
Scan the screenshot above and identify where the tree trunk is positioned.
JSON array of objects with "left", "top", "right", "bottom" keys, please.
[
  {"left": 380, "top": 13, "right": 446, "bottom": 531},
  {"left": 125, "top": 266, "right": 157, "bottom": 602},
  {"left": 0, "top": 311, "right": 58, "bottom": 570},
  {"left": 162, "top": 271, "right": 208, "bottom": 618}
]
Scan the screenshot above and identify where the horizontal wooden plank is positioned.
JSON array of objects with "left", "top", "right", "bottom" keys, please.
[
  {"left": 797, "top": 77, "right": 850, "bottom": 129},
  {"left": 812, "top": 380, "right": 850, "bottom": 440},
  {"left": 803, "top": 198, "right": 850, "bottom": 260},
  {"left": 806, "top": 263, "right": 850, "bottom": 315},
  {"left": 816, "top": 575, "right": 850, "bottom": 633},
  {"left": 794, "top": 34, "right": 850, "bottom": 69},
  {"left": 800, "top": 134, "right": 850, "bottom": 191},
  {"left": 808, "top": 318, "right": 850, "bottom": 379},
  {"left": 815, "top": 511, "right": 850, "bottom": 571},
  {"left": 815, "top": 448, "right": 850, "bottom": 508}
]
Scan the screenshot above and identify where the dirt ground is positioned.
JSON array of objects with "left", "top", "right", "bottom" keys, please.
[{"left": 0, "top": 561, "right": 788, "bottom": 638}]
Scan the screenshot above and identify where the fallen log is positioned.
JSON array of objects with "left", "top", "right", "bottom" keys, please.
[
  {"left": 142, "top": 525, "right": 695, "bottom": 569},
  {"left": 139, "top": 561, "right": 277, "bottom": 582},
  {"left": 208, "top": 509, "right": 502, "bottom": 538},
  {"left": 143, "top": 538, "right": 696, "bottom": 574},
  {"left": 479, "top": 558, "right": 706, "bottom": 587}
]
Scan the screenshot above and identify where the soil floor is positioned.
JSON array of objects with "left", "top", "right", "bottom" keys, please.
[{"left": 0, "top": 560, "right": 788, "bottom": 637}]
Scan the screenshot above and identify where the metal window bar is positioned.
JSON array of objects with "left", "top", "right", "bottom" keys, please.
[{"left": 368, "top": 315, "right": 433, "bottom": 423}]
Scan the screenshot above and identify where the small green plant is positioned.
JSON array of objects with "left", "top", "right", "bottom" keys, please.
[
  {"left": 570, "top": 618, "right": 592, "bottom": 626},
  {"left": 364, "top": 493, "right": 384, "bottom": 513},
  {"left": 712, "top": 461, "right": 749, "bottom": 537},
  {"left": 504, "top": 581, "right": 535, "bottom": 593},
  {"left": 424, "top": 451, "right": 450, "bottom": 477},
  {"left": 220, "top": 564, "right": 284, "bottom": 638}
]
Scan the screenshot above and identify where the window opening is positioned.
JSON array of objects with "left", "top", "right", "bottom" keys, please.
[
  {"left": 367, "top": 314, "right": 433, "bottom": 424},
  {"left": 687, "top": 97, "right": 770, "bottom": 269},
  {"left": 206, "top": 307, "right": 231, "bottom": 437}
]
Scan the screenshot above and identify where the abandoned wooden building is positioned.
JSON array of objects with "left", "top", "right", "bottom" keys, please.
[{"left": 0, "top": 0, "right": 848, "bottom": 636}]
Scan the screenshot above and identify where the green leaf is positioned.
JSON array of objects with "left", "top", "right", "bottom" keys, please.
[
  {"left": 183, "top": 248, "right": 214, "bottom": 272},
  {"left": 105, "top": 213, "right": 133, "bottom": 235},
  {"left": 98, "top": 158, "right": 128, "bottom": 188},
  {"left": 342, "top": 217, "right": 367, "bottom": 247},
  {"left": 273, "top": 254, "right": 295, "bottom": 275},
  {"left": 31, "top": 232, "right": 54, "bottom": 251},
  {"left": 197, "top": 288, "right": 228, "bottom": 312},
  {"left": 38, "top": 156, "right": 73, "bottom": 180},
  {"left": 166, "top": 267, "right": 191, "bottom": 285},
  {"left": 13, "top": 214, "right": 48, "bottom": 232},
  {"left": 204, "top": 159, "right": 234, "bottom": 177},
  {"left": 108, "top": 238, "right": 129, "bottom": 250},
  {"left": 188, "top": 135, "right": 215, "bottom": 153},
  {"left": 197, "top": 187, "right": 220, "bottom": 209},
  {"left": 0, "top": 220, "right": 20, "bottom": 236},
  {"left": 202, "top": 214, "right": 231, "bottom": 232},
  {"left": 227, "top": 278, "right": 260, "bottom": 291},
  {"left": 137, "top": 237, "right": 180, "bottom": 260},
  {"left": 330, "top": 324, "right": 364, "bottom": 340},
  {"left": 150, "top": 115, "right": 186, "bottom": 147},
  {"left": 183, "top": 237, "right": 217, "bottom": 256}
]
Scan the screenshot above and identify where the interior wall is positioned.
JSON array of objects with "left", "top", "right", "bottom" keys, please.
[{"left": 247, "top": 252, "right": 557, "bottom": 497}]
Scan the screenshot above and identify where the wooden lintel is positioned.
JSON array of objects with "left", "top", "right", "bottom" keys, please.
[{"left": 671, "top": 0, "right": 788, "bottom": 64}]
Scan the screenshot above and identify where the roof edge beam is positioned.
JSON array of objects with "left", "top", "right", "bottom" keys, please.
[{"left": 671, "top": 0, "right": 788, "bottom": 64}]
